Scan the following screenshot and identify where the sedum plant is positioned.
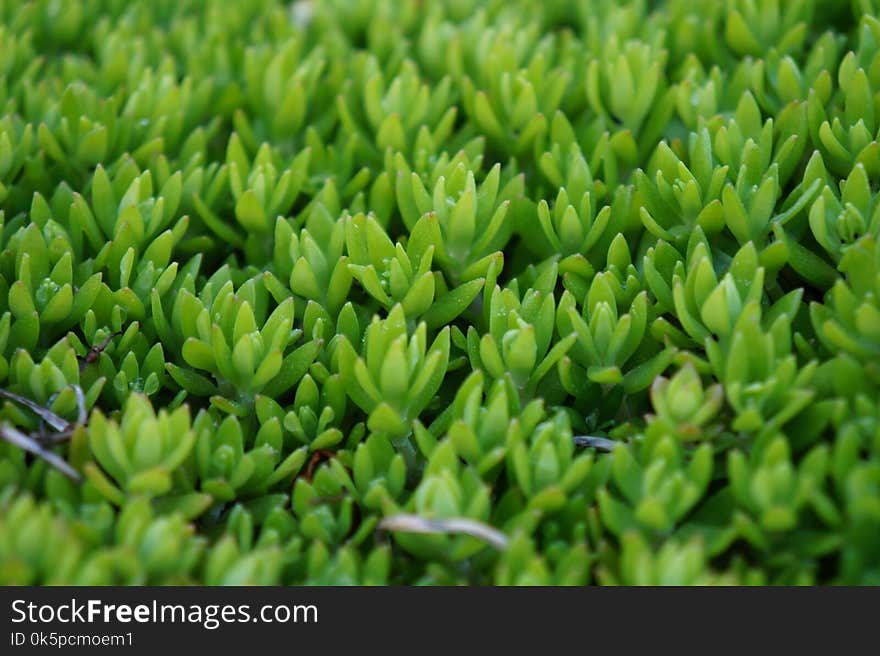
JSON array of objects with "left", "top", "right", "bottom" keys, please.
[
  {"left": 336, "top": 304, "right": 449, "bottom": 446},
  {"left": 0, "top": 0, "right": 879, "bottom": 586},
  {"left": 83, "top": 393, "right": 195, "bottom": 502}
]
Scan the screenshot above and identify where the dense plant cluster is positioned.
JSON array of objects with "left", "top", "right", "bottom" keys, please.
[{"left": 1, "top": 0, "right": 879, "bottom": 585}]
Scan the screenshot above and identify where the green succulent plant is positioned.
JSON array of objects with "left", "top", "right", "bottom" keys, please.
[{"left": 0, "top": 0, "right": 879, "bottom": 586}]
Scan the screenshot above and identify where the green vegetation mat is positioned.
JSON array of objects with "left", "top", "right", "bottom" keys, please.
[{"left": 1, "top": 0, "right": 879, "bottom": 585}]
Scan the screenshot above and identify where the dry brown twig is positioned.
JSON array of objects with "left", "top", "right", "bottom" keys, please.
[{"left": 78, "top": 329, "right": 123, "bottom": 373}]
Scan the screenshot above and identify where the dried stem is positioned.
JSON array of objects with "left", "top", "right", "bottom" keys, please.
[
  {"left": 378, "top": 513, "right": 509, "bottom": 551},
  {"left": 573, "top": 435, "right": 618, "bottom": 452},
  {"left": 0, "top": 424, "right": 81, "bottom": 482},
  {"left": 0, "top": 385, "right": 88, "bottom": 481}
]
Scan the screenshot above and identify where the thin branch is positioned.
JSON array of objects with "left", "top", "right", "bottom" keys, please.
[
  {"left": 72, "top": 383, "right": 87, "bottom": 426},
  {"left": 0, "top": 423, "right": 81, "bottom": 482},
  {"left": 573, "top": 435, "right": 618, "bottom": 452},
  {"left": 0, "top": 385, "right": 89, "bottom": 480},
  {"left": 378, "top": 514, "right": 509, "bottom": 551},
  {"left": 79, "top": 329, "right": 123, "bottom": 373},
  {"left": 34, "top": 426, "right": 75, "bottom": 446},
  {"left": 0, "top": 389, "right": 70, "bottom": 432}
]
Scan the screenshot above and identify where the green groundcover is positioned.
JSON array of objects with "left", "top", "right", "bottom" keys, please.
[{"left": 0, "top": 0, "right": 879, "bottom": 585}]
